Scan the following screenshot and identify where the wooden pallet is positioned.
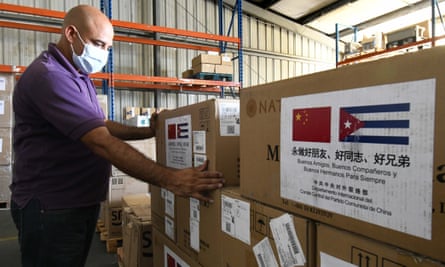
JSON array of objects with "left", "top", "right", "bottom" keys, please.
[
  {"left": 96, "top": 219, "right": 106, "bottom": 233},
  {"left": 96, "top": 220, "right": 122, "bottom": 253},
  {"left": 192, "top": 72, "right": 233, "bottom": 81},
  {"left": 116, "top": 246, "right": 124, "bottom": 267}
]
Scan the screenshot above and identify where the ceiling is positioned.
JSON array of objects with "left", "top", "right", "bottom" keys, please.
[{"left": 245, "top": 0, "right": 445, "bottom": 41}]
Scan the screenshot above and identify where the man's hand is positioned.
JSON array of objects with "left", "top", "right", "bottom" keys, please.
[{"left": 163, "top": 160, "right": 224, "bottom": 203}]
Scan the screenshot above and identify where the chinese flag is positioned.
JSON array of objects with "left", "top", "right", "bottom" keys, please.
[{"left": 292, "top": 107, "right": 331, "bottom": 142}]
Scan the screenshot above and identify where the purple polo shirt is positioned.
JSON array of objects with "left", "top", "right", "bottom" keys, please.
[{"left": 11, "top": 43, "right": 111, "bottom": 209}]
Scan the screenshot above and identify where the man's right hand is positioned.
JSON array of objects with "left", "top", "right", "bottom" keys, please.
[{"left": 162, "top": 160, "right": 224, "bottom": 203}]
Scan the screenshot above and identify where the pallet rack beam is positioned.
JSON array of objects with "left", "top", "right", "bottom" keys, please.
[
  {"left": 336, "top": 0, "right": 445, "bottom": 66},
  {"left": 0, "top": 3, "right": 240, "bottom": 45},
  {"left": 0, "top": 2, "right": 242, "bottom": 117}
]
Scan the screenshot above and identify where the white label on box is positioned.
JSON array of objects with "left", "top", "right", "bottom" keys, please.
[
  {"left": 190, "top": 218, "right": 200, "bottom": 252},
  {"left": 0, "top": 78, "right": 5, "bottom": 91},
  {"left": 221, "top": 195, "right": 250, "bottom": 245},
  {"left": 193, "top": 130, "right": 206, "bottom": 154},
  {"left": 165, "top": 216, "right": 175, "bottom": 241},
  {"left": 270, "top": 214, "right": 306, "bottom": 267},
  {"left": 320, "top": 252, "right": 358, "bottom": 267},
  {"left": 164, "top": 190, "right": 175, "bottom": 218},
  {"left": 219, "top": 102, "right": 240, "bottom": 136},
  {"left": 193, "top": 153, "right": 207, "bottom": 168},
  {"left": 253, "top": 237, "right": 279, "bottom": 267},
  {"left": 189, "top": 198, "right": 201, "bottom": 251},
  {"left": 190, "top": 197, "right": 200, "bottom": 221},
  {"left": 0, "top": 138, "right": 3, "bottom": 153},
  {"left": 0, "top": 100, "right": 4, "bottom": 115},
  {"left": 164, "top": 245, "right": 190, "bottom": 267},
  {"left": 280, "top": 79, "right": 435, "bottom": 239},
  {"left": 166, "top": 115, "right": 192, "bottom": 169}
]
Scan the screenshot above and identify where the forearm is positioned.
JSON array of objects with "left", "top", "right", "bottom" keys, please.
[
  {"left": 82, "top": 126, "right": 168, "bottom": 187},
  {"left": 105, "top": 120, "right": 155, "bottom": 140},
  {"left": 106, "top": 137, "right": 168, "bottom": 186}
]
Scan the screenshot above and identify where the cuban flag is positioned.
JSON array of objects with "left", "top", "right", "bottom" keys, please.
[{"left": 339, "top": 103, "right": 410, "bottom": 145}]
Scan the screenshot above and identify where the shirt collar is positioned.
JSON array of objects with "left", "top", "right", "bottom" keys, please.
[{"left": 47, "top": 43, "right": 88, "bottom": 79}]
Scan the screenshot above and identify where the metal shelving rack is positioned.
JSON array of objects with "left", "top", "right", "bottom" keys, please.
[
  {"left": 0, "top": 2, "right": 243, "bottom": 120},
  {"left": 335, "top": 0, "right": 445, "bottom": 67}
]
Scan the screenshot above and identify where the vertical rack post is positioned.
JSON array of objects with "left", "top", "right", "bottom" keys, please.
[
  {"left": 237, "top": 0, "right": 243, "bottom": 88},
  {"left": 101, "top": 0, "right": 115, "bottom": 120},
  {"left": 335, "top": 23, "right": 339, "bottom": 66},
  {"left": 432, "top": 0, "right": 436, "bottom": 47}
]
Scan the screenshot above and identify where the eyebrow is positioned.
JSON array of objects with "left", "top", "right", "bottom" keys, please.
[{"left": 92, "top": 38, "right": 112, "bottom": 49}]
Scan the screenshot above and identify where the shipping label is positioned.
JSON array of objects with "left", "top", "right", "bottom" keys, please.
[
  {"left": 253, "top": 237, "right": 279, "bottom": 267},
  {"left": 221, "top": 195, "right": 250, "bottom": 245},
  {"left": 166, "top": 115, "right": 192, "bottom": 169},
  {"left": 219, "top": 101, "right": 240, "bottom": 136},
  {"left": 280, "top": 79, "right": 435, "bottom": 239},
  {"left": 270, "top": 214, "right": 306, "bottom": 267}
]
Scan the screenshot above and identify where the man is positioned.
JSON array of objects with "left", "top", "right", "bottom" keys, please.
[{"left": 10, "top": 5, "right": 224, "bottom": 267}]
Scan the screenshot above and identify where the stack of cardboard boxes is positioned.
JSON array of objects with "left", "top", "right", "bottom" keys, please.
[
  {"left": 0, "top": 72, "right": 14, "bottom": 209},
  {"left": 101, "top": 139, "right": 155, "bottom": 248},
  {"left": 123, "top": 106, "right": 155, "bottom": 127},
  {"left": 151, "top": 46, "right": 445, "bottom": 267},
  {"left": 182, "top": 53, "right": 233, "bottom": 79},
  {"left": 151, "top": 98, "right": 314, "bottom": 266},
  {"left": 240, "top": 45, "right": 445, "bottom": 266}
]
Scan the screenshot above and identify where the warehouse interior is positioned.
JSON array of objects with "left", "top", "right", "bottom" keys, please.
[{"left": 1, "top": 0, "right": 445, "bottom": 266}]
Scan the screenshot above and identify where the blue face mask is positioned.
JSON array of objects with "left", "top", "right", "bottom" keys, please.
[{"left": 71, "top": 30, "right": 109, "bottom": 74}]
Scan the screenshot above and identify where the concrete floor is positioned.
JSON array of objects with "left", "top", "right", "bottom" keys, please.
[{"left": 0, "top": 209, "right": 119, "bottom": 267}]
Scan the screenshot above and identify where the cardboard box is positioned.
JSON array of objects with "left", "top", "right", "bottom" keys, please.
[
  {"left": 151, "top": 185, "right": 177, "bottom": 242},
  {"left": 124, "top": 115, "right": 150, "bottom": 127},
  {"left": 122, "top": 194, "right": 153, "bottom": 267},
  {"left": 156, "top": 98, "right": 240, "bottom": 185},
  {"left": 153, "top": 228, "right": 201, "bottom": 267},
  {"left": 182, "top": 69, "right": 195, "bottom": 78},
  {"left": 316, "top": 223, "right": 445, "bottom": 267},
  {"left": 0, "top": 165, "right": 11, "bottom": 206},
  {"left": 192, "top": 63, "right": 216, "bottom": 74},
  {"left": 140, "top": 107, "right": 156, "bottom": 116},
  {"left": 192, "top": 54, "right": 221, "bottom": 66},
  {"left": 96, "top": 94, "right": 108, "bottom": 119},
  {"left": 0, "top": 95, "right": 12, "bottom": 128},
  {"left": 215, "top": 64, "right": 233, "bottom": 75},
  {"left": 220, "top": 53, "right": 233, "bottom": 66},
  {"left": 240, "top": 46, "right": 445, "bottom": 262},
  {"left": 221, "top": 192, "right": 314, "bottom": 267},
  {"left": 175, "top": 187, "right": 251, "bottom": 267},
  {"left": 103, "top": 202, "right": 123, "bottom": 239},
  {"left": 111, "top": 138, "right": 157, "bottom": 177},
  {"left": 0, "top": 128, "right": 12, "bottom": 165},
  {"left": 108, "top": 175, "right": 149, "bottom": 207},
  {"left": 123, "top": 106, "right": 140, "bottom": 120},
  {"left": 0, "top": 73, "right": 15, "bottom": 96}
]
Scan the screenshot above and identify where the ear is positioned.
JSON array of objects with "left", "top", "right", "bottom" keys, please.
[{"left": 64, "top": 25, "right": 77, "bottom": 44}]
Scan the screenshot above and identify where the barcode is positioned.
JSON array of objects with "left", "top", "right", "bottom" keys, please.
[
  {"left": 225, "top": 222, "right": 232, "bottom": 232},
  {"left": 192, "top": 210, "right": 198, "bottom": 220},
  {"left": 196, "top": 145, "right": 204, "bottom": 151},
  {"left": 285, "top": 222, "right": 299, "bottom": 254},
  {"left": 223, "top": 200, "right": 232, "bottom": 209},
  {"left": 222, "top": 107, "right": 238, "bottom": 114},
  {"left": 226, "top": 125, "right": 235, "bottom": 134},
  {"left": 257, "top": 254, "right": 266, "bottom": 267}
]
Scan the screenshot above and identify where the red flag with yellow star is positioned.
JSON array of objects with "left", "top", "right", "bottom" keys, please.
[{"left": 292, "top": 107, "right": 331, "bottom": 142}]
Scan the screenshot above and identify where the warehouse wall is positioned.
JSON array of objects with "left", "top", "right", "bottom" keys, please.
[{"left": 0, "top": 0, "right": 336, "bottom": 121}]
